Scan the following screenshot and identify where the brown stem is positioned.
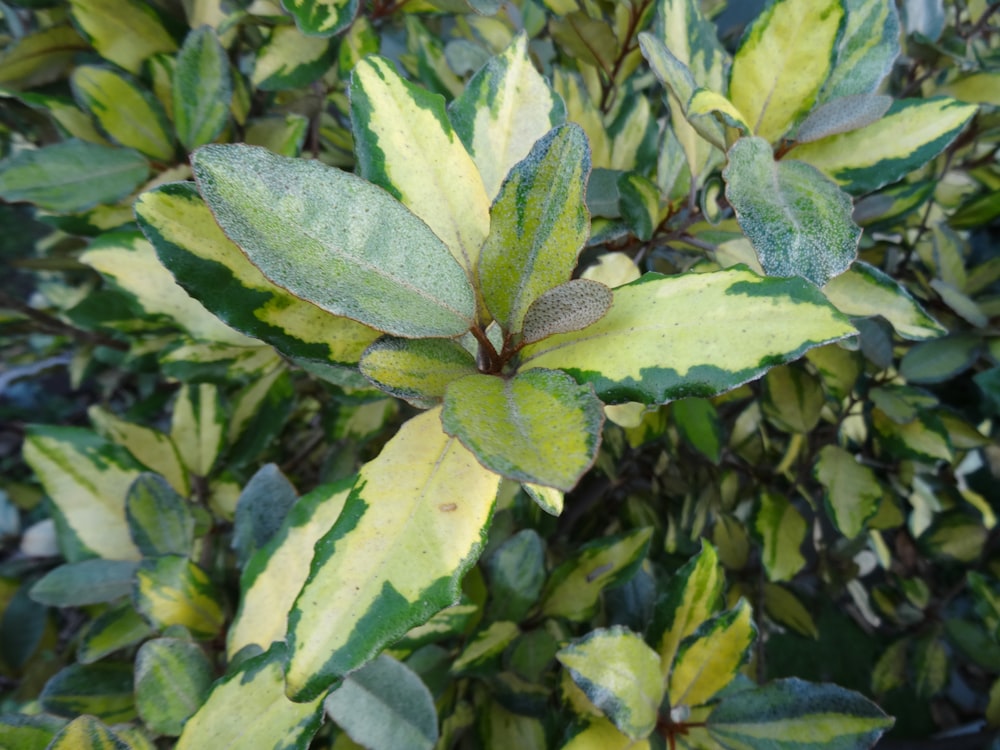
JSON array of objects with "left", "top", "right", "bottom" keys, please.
[{"left": 0, "top": 291, "right": 128, "bottom": 351}]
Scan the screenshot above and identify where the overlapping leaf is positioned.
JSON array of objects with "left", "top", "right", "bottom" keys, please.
[
  {"left": 281, "top": 0, "right": 359, "bottom": 36},
  {"left": 173, "top": 26, "right": 232, "bottom": 151},
  {"left": 360, "top": 337, "right": 477, "bottom": 406}
]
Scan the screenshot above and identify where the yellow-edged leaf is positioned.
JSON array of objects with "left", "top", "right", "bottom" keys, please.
[
  {"left": 70, "top": 0, "right": 177, "bottom": 73},
  {"left": 88, "top": 406, "right": 189, "bottom": 496},
  {"left": 753, "top": 491, "right": 807, "bottom": 582},
  {"left": 0, "top": 25, "right": 89, "bottom": 90},
  {"left": 359, "top": 337, "right": 477, "bottom": 407},
  {"left": 134, "top": 556, "right": 224, "bottom": 638},
  {"left": 281, "top": 0, "right": 359, "bottom": 36}
]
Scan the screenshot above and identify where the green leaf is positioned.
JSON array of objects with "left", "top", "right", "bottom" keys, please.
[
  {"left": 729, "top": 0, "right": 845, "bottom": 143},
  {"left": 285, "top": 408, "right": 501, "bottom": 701},
  {"left": 0, "top": 714, "right": 66, "bottom": 750},
  {"left": 46, "top": 715, "right": 130, "bottom": 750},
  {"left": 823, "top": 261, "right": 946, "bottom": 340},
  {"left": 41, "top": 662, "right": 136, "bottom": 723},
  {"left": 450, "top": 31, "right": 566, "bottom": 200},
  {"left": 520, "top": 267, "right": 855, "bottom": 405},
  {"left": 0, "top": 24, "right": 89, "bottom": 91},
  {"left": 796, "top": 94, "right": 892, "bottom": 143},
  {"left": 753, "top": 491, "right": 807, "bottom": 582},
  {"left": 541, "top": 528, "right": 653, "bottom": 621},
  {"left": 707, "top": 678, "right": 893, "bottom": 749},
  {"left": 650, "top": 542, "right": 724, "bottom": 675},
  {"left": 71, "top": 65, "right": 174, "bottom": 162},
  {"left": 899, "top": 334, "right": 980, "bottom": 384},
  {"left": 813, "top": 445, "right": 882, "bottom": 538},
  {"left": 359, "top": 337, "right": 478, "bottom": 407},
  {"left": 30, "top": 559, "right": 138, "bottom": 607},
  {"left": 281, "top": 0, "right": 359, "bottom": 36},
  {"left": 478, "top": 123, "right": 591, "bottom": 333},
  {"left": 820, "top": 0, "right": 901, "bottom": 101},
  {"left": 324, "top": 655, "right": 438, "bottom": 750},
  {"left": 557, "top": 626, "right": 664, "bottom": 740},
  {"left": 724, "top": 136, "right": 860, "bottom": 286},
  {"left": 78, "top": 601, "right": 154, "bottom": 664},
  {"left": 126, "top": 473, "right": 195, "bottom": 557},
  {"left": 0, "top": 139, "right": 148, "bottom": 213},
  {"left": 762, "top": 365, "right": 824, "bottom": 434},
  {"left": 452, "top": 621, "right": 520, "bottom": 674},
  {"left": 252, "top": 25, "right": 337, "bottom": 91},
  {"left": 228, "top": 479, "right": 352, "bottom": 659},
  {"left": 484, "top": 529, "right": 546, "bottom": 622},
  {"left": 232, "top": 464, "right": 299, "bottom": 569},
  {"left": 191, "top": 144, "right": 476, "bottom": 338},
  {"left": 135, "top": 638, "right": 214, "bottom": 736},
  {"left": 672, "top": 398, "right": 723, "bottom": 464},
  {"left": 69, "top": 0, "right": 177, "bottom": 74},
  {"left": 22, "top": 425, "right": 143, "bottom": 561},
  {"left": 763, "top": 583, "right": 819, "bottom": 639},
  {"left": 441, "top": 369, "right": 604, "bottom": 491},
  {"left": 669, "top": 600, "right": 756, "bottom": 708},
  {"left": 173, "top": 26, "right": 232, "bottom": 151},
  {"left": 134, "top": 182, "right": 379, "bottom": 368},
  {"left": 170, "top": 383, "right": 224, "bottom": 478},
  {"left": 244, "top": 114, "right": 309, "bottom": 156},
  {"left": 133, "top": 556, "right": 224, "bottom": 638},
  {"left": 350, "top": 55, "right": 490, "bottom": 289},
  {"left": 177, "top": 644, "right": 324, "bottom": 749},
  {"left": 790, "top": 97, "right": 978, "bottom": 195}
]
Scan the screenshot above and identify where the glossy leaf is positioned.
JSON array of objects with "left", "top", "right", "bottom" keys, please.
[
  {"left": 46, "top": 715, "right": 130, "bottom": 750},
  {"left": 135, "top": 638, "right": 213, "bottom": 736},
  {"left": 350, "top": 55, "right": 490, "bottom": 288},
  {"left": 442, "top": 369, "right": 604, "bottom": 491},
  {"left": 450, "top": 32, "right": 566, "bottom": 199},
  {"left": 707, "top": 678, "right": 893, "bottom": 748},
  {"left": 177, "top": 644, "right": 324, "bottom": 749},
  {"left": 285, "top": 408, "right": 501, "bottom": 701},
  {"left": 541, "top": 528, "right": 653, "bottom": 621},
  {"left": 325, "top": 655, "right": 438, "bottom": 750},
  {"left": 134, "top": 182, "right": 379, "bottom": 367},
  {"left": 69, "top": 0, "right": 177, "bottom": 74},
  {"left": 814, "top": 445, "right": 882, "bottom": 538},
  {"left": 360, "top": 337, "right": 478, "bottom": 407},
  {"left": 479, "top": 124, "right": 591, "bottom": 333},
  {"left": 650, "top": 542, "right": 724, "bottom": 675},
  {"left": 22, "top": 426, "right": 142, "bottom": 561},
  {"left": 125, "top": 473, "right": 195, "bottom": 557},
  {"left": 228, "top": 479, "right": 352, "bottom": 659},
  {"left": 173, "top": 26, "right": 232, "bottom": 151},
  {"left": 71, "top": 66, "right": 174, "bottom": 162},
  {"left": 668, "top": 599, "right": 755, "bottom": 708},
  {"left": 41, "top": 662, "right": 135, "bottom": 723},
  {"left": 134, "top": 556, "right": 224, "bottom": 638},
  {"left": 192, "top": 144, "right": 476, "bottom": 338},
  {"left": 820, "top": 0, "right": 901, "bottom": 101},
  {"left": 724, "top": 136, "right": 860, "bottom": 286},
  {"left": 31, "top": 560, "right": 138, "bottom": 607},
  {"left": 0, "top": 139, "right": 148, "bottom": 213},
  {"left": 557, "top": 627, "right": 664, "bottom": 740},
  {"left": 729, "top": 0, "right": 844, "bottom": 143},
  {"left": 252, "top": 25, "right": 337, "bottom": 91},
  {"left": 791, "top": 97, "right": 978, "bottom": 195},
  {"left": 754, "top": 491, "right": 807, "bottom": 582},
  {"left": 520, "top": 267, "right": 855, "bottom": 405},
  {"left": 823, "top": 261, "right": 946, "bottom": 340},
  {"left": 281, "top": 0, "right": 359, "bottom": 36}
]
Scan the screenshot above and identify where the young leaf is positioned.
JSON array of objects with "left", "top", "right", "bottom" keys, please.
[
  {"left": 450, "top": 31, "right": 566, "bottom": 199},
  {"left": 724, "top": 136, "right": 860, "bottom": 286},
  {"left": 796, "top": 94, "right": 892, "bottom": 144},
  {"left": 281, "top": 0, "right": 359, "bottom": 36},
  {"left": 172, "top": 26, "right": 232, "bottom": 151},
  {"left": 126, "top": 473, "right": 195, "bottom": 557},
  {"left": 0, "top": 139, "right": 148, "bottom": 213},
  {"left": 790, "top": 97, "right": 978, "bottom": 195},
  {"left": 753, "top": 492, "right": 807, "bottom": 582},
  {"left": 359, "top": 337, "right": 478, "bottom": 407},
  {"left": 69, "top": 0, "right": 177, "bottom": 74},
  {"left": 557, "top": 627, "right": 664, "bottom": 740},
  {"left": 284, "top": 408, "right": 501, "bottom": 701},
  {"left": 177, "top": 644, "right": 324, "bottom": 750},
  {"left": 520, "top": 280, "right": 613, "bottom": 345},
  {"left": 22, "top": 426, "right": 143, "bottom": 561},
  {"left": 30, "top": 560, "right": 139, "bottom": 607},
  {"left": 324, "top": 655, "right": 438, "bottom": 750},
  {"left": 478, "top": 123, "right": 591, "bottom": 334},
  {"left": 191, "top": 144, "right": 477, "bottom": 338},
  {"left": 650, "top": 542, "right": 724, "bottom": 675},
  {"left": 820, "top": 0, "right": 901, "bottom": 101},
  {"left": 133, "top": 556, "right": 224, "bottom": 638},
  {"left": 707, "top": 678, "right": 893, "bottom": 749},
  {"left": 814, "top": 445, "right": 882, "bottom": 538},
  {"left": 441, "top": 368, "right": 604, "bottom": 491},
  {"left": 46, "top": 715, "right": 130, "bottom": 750},
  {"left": 728, "top": 0, "right": 845, "bottom": 143},
  {"left": 135, "top": 638, "right": 214, "bottom": 736},
  {"left": 668, "top": 600, "right": 755, "bottom": 708},
  {"left": 134, "top": 182, "right": 380, "bottom": 367},
  {"left": 520, "top": 267, "right": 855, "bottom": 405},
  {"left": 686, "top": 88, "right": 751, "bottom": 148},
  {"left": 350, "top": 55, "right": 490, "bottom": 285},
  {"left": 71, "top": 66, "right": 174, "bottom": 162}
]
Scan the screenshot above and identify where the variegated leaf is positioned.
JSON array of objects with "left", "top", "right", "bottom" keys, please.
[
  {"left": 46, "top": 715, "right": 130, "bottom": 750},
  {"left": 795, "top": 94, "right": 892, "bottom": 143},
  {"left": 285, "top": 408, "right": 501, "bottom": 701},
  {"left": 520, "top": 267, "right": 855, "bottom": 405},
  {"left": 134, "top": 182, "right": 380, "bottom": 367},
  {"left": 820, "top": 0, "right": 901, "bottom": 101},
  {"left": 0, "top": 25, "right": 89, "bottom": 90},
  {"left": 753, "top": 491, "right": 807, "bottom": 582},
  {"left": 252, "top": 25, "right": 337, "bottom": 91},
  {"left": 134, "top": 556, "right": 224, "bottom": 638},
  {"left": 814, "top": 445, "right": 881, "bottom": 538},
  {"left": 135, "top": 638, "right": 213, "bottom": 736},
  {"left": 450, "top": 31, "right": 566, "bottom": 199},
  {"left": 281, "top": 0, "right": 359, "bottom": 36},
  {"left": 88, "top": 405, "right": 189, "bottom": 496},
  {"left": 360, "top": 337, "right": 478, "bottom": 407},
  {"left": 173, "top": 26, "right": 232, "bottom": 151},
  {"left": 69, "top": 0, "right": 177, "bottom": 74}
]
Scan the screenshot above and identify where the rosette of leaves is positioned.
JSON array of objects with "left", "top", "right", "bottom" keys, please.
[{"left": 133, "top": 40, "right": 855, "bottom": 710}]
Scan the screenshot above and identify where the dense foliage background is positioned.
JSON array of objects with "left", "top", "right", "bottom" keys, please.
[{"left": 0, "top": 0, "right": 999, "bottom": 748}]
